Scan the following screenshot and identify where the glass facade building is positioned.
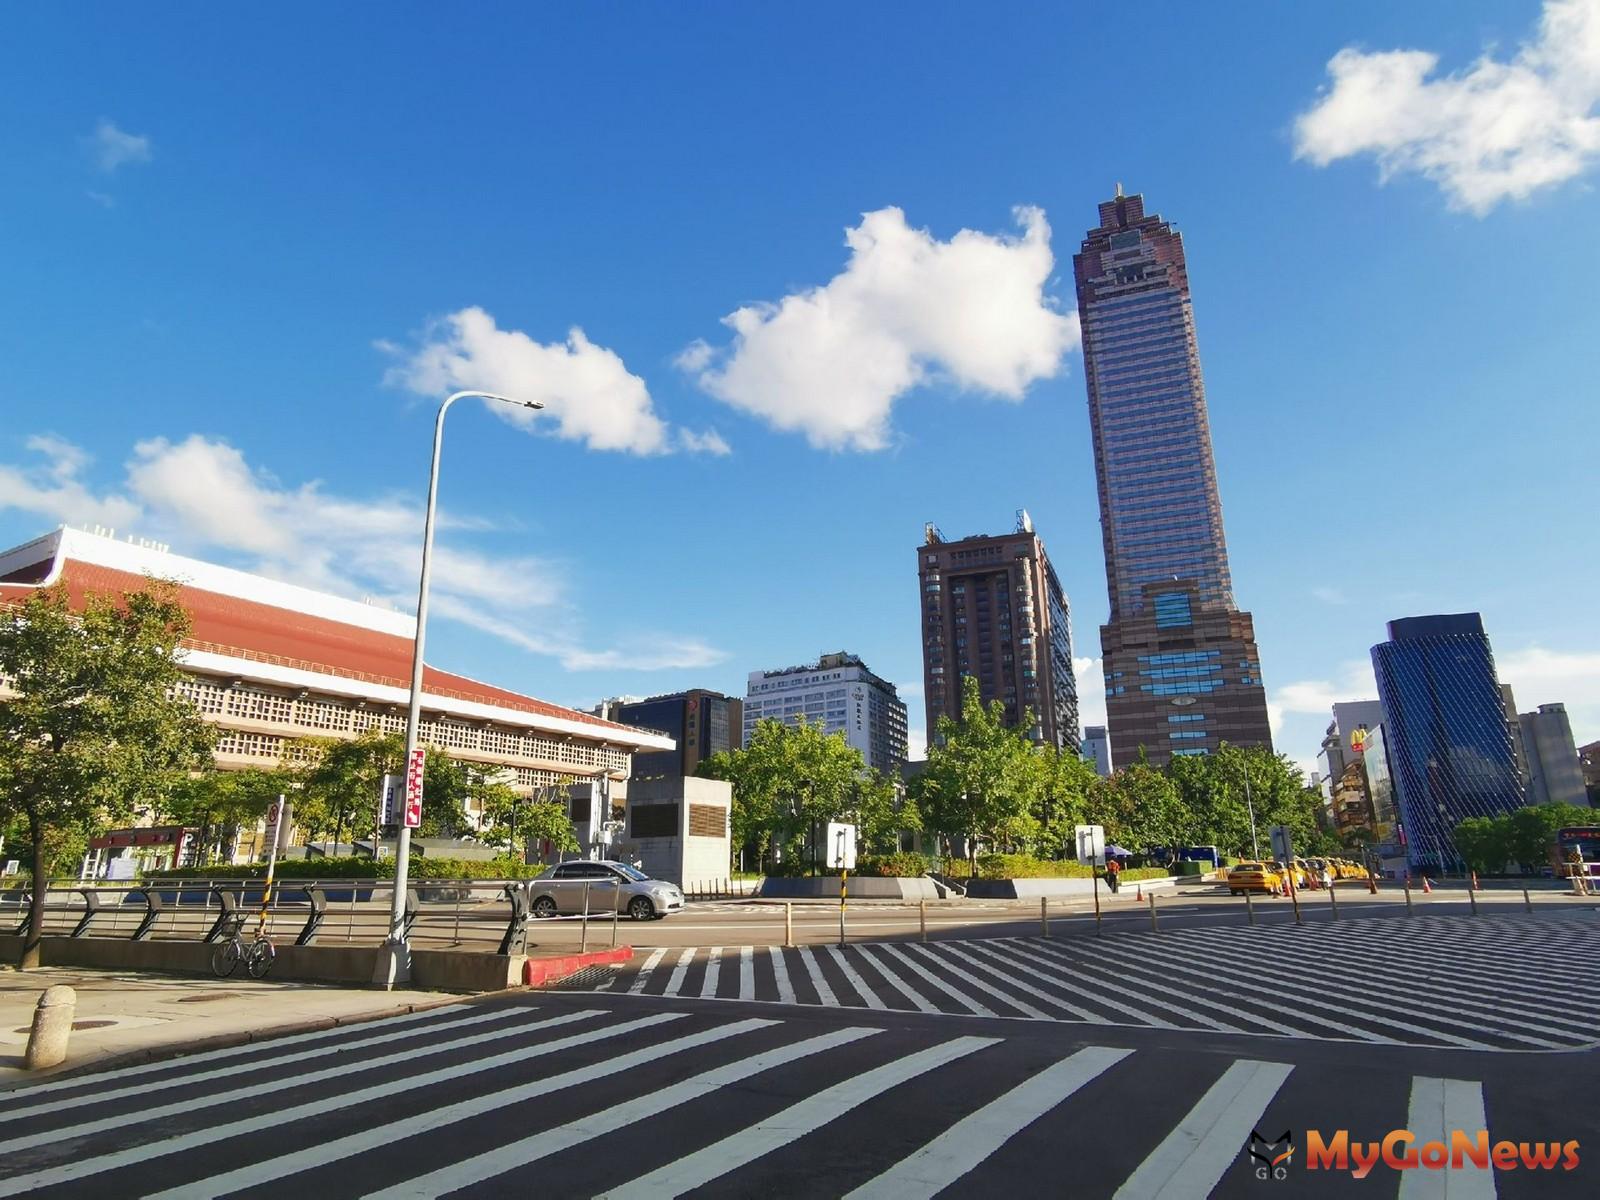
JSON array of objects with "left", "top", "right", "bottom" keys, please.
[
  {"left": 1370, "top": 613, "right": 1526, "bottom": 871},
  {"left": 1075, "top": 190, "right": 1272, "bottom": 767}
]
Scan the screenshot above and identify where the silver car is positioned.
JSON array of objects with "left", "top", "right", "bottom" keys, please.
[{"left": 530, "top": 860, "right": 684, "bottom": 921}]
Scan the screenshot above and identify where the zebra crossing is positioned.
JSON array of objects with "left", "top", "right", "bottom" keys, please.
[
  {"left": 0, "top": 995, "right": 1534, "bottom": 1198},
  {"left": 596, "top": 912, "right": 1600, "bottom": 1051}
]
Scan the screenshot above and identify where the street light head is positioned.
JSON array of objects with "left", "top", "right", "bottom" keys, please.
[{"left": 448, "top": 390, "right": 544, "bottom": 411}]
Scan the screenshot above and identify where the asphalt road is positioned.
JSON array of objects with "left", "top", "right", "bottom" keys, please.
[{"left": 1, "top": 967, "right": 1593, "bottom": 1198}]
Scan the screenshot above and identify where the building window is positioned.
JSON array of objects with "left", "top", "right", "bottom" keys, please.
[{"left": 1153, "top": 592, "right": 1193, "bottom": 628}]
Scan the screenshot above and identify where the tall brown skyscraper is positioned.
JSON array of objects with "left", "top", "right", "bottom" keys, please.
[
  {"left": 1075, "top": 189, "right": 1272, "bottom": 767},
  {"left": 917, "top": 513, "right": 1079, "bottom": 753}
]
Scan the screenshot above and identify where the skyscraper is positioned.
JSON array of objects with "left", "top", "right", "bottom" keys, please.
[
  {"left": 917, "top": 513, "right": 1080, "bottom": 753},
  {"left": 743, "top": 651, "right": 908, "bottom": 773},
  {"left": 1370, "top": 613, "right": 1526, "bottom": 871},
  {"left": 1074, "top": 188, "right": 1272, "bottom": 767},
  {"left": 606, "top": 690, "right": 743, "bottom": 780}
]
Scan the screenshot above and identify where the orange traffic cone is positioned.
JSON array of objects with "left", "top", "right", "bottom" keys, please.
[
  {"left": 1471, "top": 871, "right": 1481, "bottom": 891},
  {"left": 1421, "top": 875, "right": 1432, "bottom": 894},
  {"left": 1135, "top": 882, "right": 1143, "bottom": 901}
]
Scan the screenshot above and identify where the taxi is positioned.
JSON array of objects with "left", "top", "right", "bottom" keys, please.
[{"left": 1226, "top": 861, "right": 1282, "bottom": 895}]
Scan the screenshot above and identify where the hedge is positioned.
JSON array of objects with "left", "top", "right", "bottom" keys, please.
[{"left": 147, "top": 855, "right": 546, "bottom": 881}]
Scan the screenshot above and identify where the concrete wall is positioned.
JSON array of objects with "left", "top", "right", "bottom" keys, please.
[
  {"left": 757, "top": 876, "right": 940, "bottom": 900},
  {"left": 622, "top": 775, "right": 731, "bottom": 889},
  {"left": 962, "top": 876, "right": 1176, "bottom": 899}
]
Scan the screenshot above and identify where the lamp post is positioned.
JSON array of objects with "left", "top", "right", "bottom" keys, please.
[
  {"left": 374, "top": 389, "right": 543, "bottom": 989},
  {"left": 1241, "top": 762, "right": 1260, "bottom": 861}
]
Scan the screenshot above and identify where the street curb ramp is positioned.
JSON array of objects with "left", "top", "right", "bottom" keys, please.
[{"left": 524, "top": 945, "right": 632, "bottom": 988}]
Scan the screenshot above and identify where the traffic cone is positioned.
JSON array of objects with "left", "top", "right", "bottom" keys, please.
[
  {"left": 1422, "top": 876, "right": 1432, "bottom": 894},
  {"left": 1471, "top": 871, "right": 1480, "bottom": 892},
  {"left": 1135, "top": 882, "right": 1143, "bottom": 901}
]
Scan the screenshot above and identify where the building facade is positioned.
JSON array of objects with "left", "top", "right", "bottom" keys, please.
[
  {"left": 606, "top": 690, "right": 743, "bottom": 780},
  {"left": 1073, "top": 189, "right": 1272, "bottom": 767},
  {"left": 916, "top": 513, "right": 1080, "bottom": 753},
  {"left": 1318, "top": 700, "right": 1387, "bottom": 788},
  {"left": 0, "top": 527, "right": 674, "bottom": 858},
  {"left": 743, "top": 651, "right": 908, "bottom": 773},
  {"left": 1370, "top": 613, "right": 1526, "bottom": 871},
  {"left": 1519, "top": 703, "right": 1589, "bottom": 807},
  {"left": 1082, "top": 726, "right": 1113, "bottom": 777}
]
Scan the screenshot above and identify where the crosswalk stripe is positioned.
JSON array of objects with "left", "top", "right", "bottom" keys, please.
[
  {"left": 1019, "top": 939, "right": 1238, "bottom": 1031},
  {"left": 1112, "top": 1059, "right": 1294, "bottom": 1199},
  {"left": 0, "top": 1011, "right": 690, "bottom": 1198},
  {"left": 967, "top": 939, "right": 1171, "bottom": 1027},
  {"left": 600, "top": 1035, "right": 1001, "bottom": 1199},
  {"left": 664, "top": 947, "right": 696, "bottom": 994},
  {"left": 699, "top": 946, "right": 724, "bottom": 998},
  {"left": 0, "top": 1008, "right": 601, "bottom": 1156},
  {"left": 827, "top": 944, "right": 889, "bottom": 1009},
  {"left": 1400, "top": 1078, "right": 1497, "bottom": 1200},
  {"left": 628, "top": 947, "right": 668, "bottom": 994},
  {"left": 798, "top": 946, "right": 839, "bottom": 1006},
  {"left": 889, "top": 943, "right": 1014, "bottom": 1017},
  {"left": 143, "top": 1016, "right": 778, "bottom": 1200},
  {"left": 0, "top": 1003, "right": 472, "bottom": 1102},
  {"left": 739, "top": 945, "right": 755, "bottom": 998},
  {"left": 769, "top": 947, "right": 798, "bottom": 1004},
  {"left": 854, "top": 945, "right": 944, "bottom": 1014},
  {"left": 942, "top": 940, "right": 1102, "bottom": 1020},
  {"left": 3, "top": 1007, "right": 519, "bottom": 1122},
  {"left": 361, "top": 1025, "right": 883, "bottom": 1200},
  {"left": 843, "top": 1045, "right": 1132, "bottom": 1199}
]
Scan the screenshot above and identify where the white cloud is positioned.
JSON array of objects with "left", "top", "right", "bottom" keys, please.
[
  {"left": 1294, "top": 0, "right": 1600, "bottom": 213},
  {"left": 384, "top": 307, "right": 673, "bottom": 456},
  {"left": 1073, "top": 656, "right": 1107, "bottom": 732},
  {"left": 85, "top": 190, "right": 116, "bottom": 209},
  {"left": 87, "top": 120, "right": 152, "bottom": 173},
  {"left": 1497, "top": 646, "right": 1600, "bottom": 742},
  {"left": 1311, "top": 585, "right": 1348, "bottom": 606},
  {"left": 1266, "top": 659, "right": 1377, "bottom": 737},
  {"left": 906, "top": 727, "right": 928, "bottom": 763},
  {"left": 676, "top": 428, "right": 732, "bottom": 456},
  {"left": 0, "top": 434, "right": 725, "bottom": 676},
  {"left": 682, "top": 206, "right": 1081, "bottom": 451}
]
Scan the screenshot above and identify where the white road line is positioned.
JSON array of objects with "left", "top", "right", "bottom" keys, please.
[
  {"left": 769, "top": 947, "right": 798, "bottom": 1004},
  {"left": 146, "top": 1016, "right": 777, "bottom": 1200},
  {"left": 0, "top": 1003, "right": 471, "bottom": 1103},
  {"left": 1112, "top": 1060, "right": 1294, "bottom": 1199},
  {"left": 739, "top": 945, "right": 755, "bottom": 999},
  {"left": 845, "top": 1046, "right": 1132, "bottom": 1200},
  {"left": 4, "top": 1006, "right": 517, "bottom": 1121},
  {"left": 932, "top": 941, "right": 1098, "bottom": 1021},
  {"left": 664, "top": 947, "right": 696, "bottom": 994},
  {"left": 600, "top": 1036, "right": 1000, "bottom": 1199},
  {"left": 797, "top": 946, "right": 839, "bottom": 1007},
  {"left": 889, "top": 943, "right": 1015, "bottom": 1018},
  {"left": 0, "top": 1012, "right": 686, "bottom": 1198},
  {"left": 627, "top": 947, "right": 668, "bottom": 994},
  {"left": 362, "top": 1026, "right": 881, "bottom": 1200},
  {"left": 1010, "top": 941, "right": 1248, "bottom": 1033},
  {"left": 826, "top": 944, "right": 889, "bottom": 1010},
  {"left": 0, "top": 1007, "right": 592, "bottom": 1154},
  {"left": 989, "top": 940, "right": 1189, "bottom": 1030},
  {"left": 853, "top": 945, "right": 943, "bottom": 1014},
  {"left": 1400, "top": 1078, "right": 1497, "bottom": 1200},
  {"left": 699, "top": 946, "right": 724, "bottom": 999}
]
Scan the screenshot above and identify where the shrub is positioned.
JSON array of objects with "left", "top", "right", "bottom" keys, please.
[
  {"left": 148, "top": 855, "right": 545, "bottom": 881},
  {"left": 855, "top": 852, "right": 942, "bottom": 878},
  {"left": 1169, "top": 860, "right": 1204, "bottom": 877},
  {"left": 973, "top": 855, "right": 1097, "bottom": 880}
]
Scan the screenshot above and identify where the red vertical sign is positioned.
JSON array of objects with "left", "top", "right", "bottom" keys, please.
[{"left": 404, "top": 748, "right": 425, "bottom": 829}]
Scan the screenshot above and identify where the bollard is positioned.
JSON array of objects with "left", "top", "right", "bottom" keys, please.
[
  {"left": 784, "top": 902, "right": 794, "bottom": 949},
  {"left": 1041, "top": 896, "right": 1050, "bottom": 939},
  {"left": 1147, "top": 891, "right": 1159, "bottom": 932},
  {"left": 579, "top": 882, "right": 591, "bottom": 954},
  {"left": 25, "top": 986, "right": 76, "bottom": 1071},
  {"left": 1243, "top": 890, "right": 1255, "bottom": 925},
  {"left": 1328, "top": 885, "right": 1339, "bottom": 921},
  {"left": 1523, "top": 887, "right": 1533, "bottom": 914},
  {"left": 919, "top": 898, "right": 927, "bottom": 943},
  {"left": 1403, "top": 879, "right": 1413, "bottom": 915},
  {"left": 452, "top": 892, "right": 464, "bottom": 948},
  {"left": 1468, "top": 886, "right": 1478, "bottom": 917},
  {"left": 611, "top": 882, "right": 621, "bottom": 948}
]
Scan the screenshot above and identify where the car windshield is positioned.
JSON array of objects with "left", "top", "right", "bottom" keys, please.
[
  {"left": 611, "top": 864, "right": 650, "bottom": 881},
  {"left": 1234, "top": 863, "right": 1262, "bottom": 871}
]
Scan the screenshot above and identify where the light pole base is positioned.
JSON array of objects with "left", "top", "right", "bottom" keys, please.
[{"left": 372, "top": 939, "right": 413, "bottom": 989}]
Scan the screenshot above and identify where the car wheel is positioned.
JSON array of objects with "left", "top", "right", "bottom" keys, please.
[
  {"left": 532, "top": 896, "right": 558, "bottom": 919},
  {"left": 628, "top": 896, "right": 655, "bottom": 921}
]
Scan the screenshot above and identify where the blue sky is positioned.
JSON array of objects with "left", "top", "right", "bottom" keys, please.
[{"left": 3, "top": 1, "right": 1597, "bottom": 773}]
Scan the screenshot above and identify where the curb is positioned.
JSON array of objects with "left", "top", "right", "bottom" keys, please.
[{"left": 524, "top": 945, "right": 633, "bottom": 988}]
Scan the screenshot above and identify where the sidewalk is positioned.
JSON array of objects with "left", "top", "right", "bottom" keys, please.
[{"left": 0, "top": 966, "right": 462, "bottom": 1088}]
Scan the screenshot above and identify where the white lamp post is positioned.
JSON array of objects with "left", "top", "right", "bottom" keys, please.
[{"left": 374, "top": 389, "right": 542, "bottom": 989}]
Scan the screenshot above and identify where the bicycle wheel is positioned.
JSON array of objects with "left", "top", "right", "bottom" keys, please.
[
  {"left": 211, "top": 939, "right": 241, "bottom": 978},
  {"left": 246, "top": 937, "right": 276, "bottom": 979}
]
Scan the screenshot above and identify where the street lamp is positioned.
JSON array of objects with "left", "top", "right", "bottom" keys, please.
[
  {"left": 1241, "top": 761, "right": 1260, "bottom": 861},
  {"left": 374, "top": 390, "right": 543, "bottom": 989}
]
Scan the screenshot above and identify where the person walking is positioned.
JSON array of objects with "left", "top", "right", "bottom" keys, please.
[{"left": 1105, "top": 856, "right": 1122, "bottom": 894}]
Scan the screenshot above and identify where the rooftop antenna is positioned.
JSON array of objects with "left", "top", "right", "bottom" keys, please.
[
  {"left": 1115, "top": 181, "right": 1123, "bottom": 198},
  {"left": 924, "top": 522, "right": 944, "bottom": 545}
]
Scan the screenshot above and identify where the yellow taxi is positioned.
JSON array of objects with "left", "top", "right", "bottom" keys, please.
[{"left": 1226, "top": 861, "right": 1282, "bottom": 895}]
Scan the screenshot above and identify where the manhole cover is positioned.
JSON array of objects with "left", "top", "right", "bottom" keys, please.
[{"left": 174, "top": 993, "right": 241, "bottom": 1004}]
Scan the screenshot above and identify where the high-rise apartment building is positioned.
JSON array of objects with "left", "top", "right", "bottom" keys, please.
[
  {"left": 1074, "top": 188, "right": 1272, "bottom": 768},
  {"left": 1371, "top": 613, "right": 1526, "bottom": 871},
  {"left": 917, "top": 514, "right": 1080, "bottom": 753},
  {"left": 1082, "top": 726, "right": 1113, "bottom": 777},
  {"left": 605, "top": 690, "right": 743, "bottom": 780},
  {"left": 1519, "top": 703, "right": 1589, "bottom": 807},
  {"left": 743, "top": 651, "right": 908, "bottom": 774}
]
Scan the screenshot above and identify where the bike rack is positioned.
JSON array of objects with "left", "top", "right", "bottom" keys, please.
[
  {"left": 296, "top": 883, "right": 327, "bottom": 946},
  {"left": 498, "top": 882, "right": 531, "bottom": 956},
  {"left": 203, "top": 886, "right": 241, "bottom": 943},
  {"left": 72, "top": 888, "right": 109, "bottom": 938},
  {"left": 131, "top": 888, "right": 165, "bottom": 941}
]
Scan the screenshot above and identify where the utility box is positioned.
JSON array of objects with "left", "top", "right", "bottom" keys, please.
[{"left": 615, "top": 775, "right": 732, "bottom": 891}]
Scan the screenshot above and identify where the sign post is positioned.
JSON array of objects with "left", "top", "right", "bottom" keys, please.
[
  {"left": 1269, "top": 825, "right": 1301, "bottom": 924},
  {"left": 1076, "top": 824, "right": 1106, "bottom": 937},
  {"left": 260, "top": 796, "right": 289, "bottom": 936},
  {"left": 826, "top": 822, "right": 857, "bottom": 947}
]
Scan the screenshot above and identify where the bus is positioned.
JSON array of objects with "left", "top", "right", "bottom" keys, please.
[{"left": 1550, "top": 827, "right": 1600, "bottom": 885}]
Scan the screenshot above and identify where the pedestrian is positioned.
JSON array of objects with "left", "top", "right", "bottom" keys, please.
[{"left": 1105, "top": 856, "right": 1121, "bottom": 894}]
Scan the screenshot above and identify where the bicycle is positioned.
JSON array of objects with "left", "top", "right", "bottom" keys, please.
[{"left": 211, "top": 914, "right": 275, "bottom": 979}]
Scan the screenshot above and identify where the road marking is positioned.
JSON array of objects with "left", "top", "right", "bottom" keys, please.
[
  {"left": 769, "top": 946, "right": 798, "bottom": 1004},
  {"left": 627, "top": 947, "right": 668, "bottom": 994},
  {"left": 739, "top": 945, "right": 755, "bottom": 999},
  {"left": 853, "top": 945, "right": 943, "bottom": 1014},
  {"left": 1400, "top": 1078, "right": 1497, "bottom": 1200},
  {"left": 932, "top": 940, "right": 1099, "bottom": 1021},
  {"left": 797, "top": 946, "right": 839, "bottom": 1006},
  {"left": 844, "top": 1046, "right": 1132, "bottom": 1199},
  {"left": 0, "top": 1012, "right": 689, "bottom": 1197},
  {"left": 361, "top": 1026, "right": 882, "bottom": 1199},
  {"left": 1112, "top": 1059, "right": 1294, "bottom": 1199},
  {"left": 826, "top": 944, "right": 889, "bottom": 1010},
  {"left": 1061, "top": 940, "right": 1304, "bottom": 1036},
  {"left": 600, "top": 1036, "right": 1000, "bottom": 1199},
  {"left": 664, "top": 947, "right": 696, "bottom": 994},
  {"left": 0, "top": 1003, "right": 472, "bottom": 1103},
  {"left": 699, "top": 946, "right": 724, "bottom": 999},
  {"left": 888, "top": 943, "right": 1012, "bottom": 1017},
  {"left": 988, "top": 940, "right": 1188, "bottom": 1029}
]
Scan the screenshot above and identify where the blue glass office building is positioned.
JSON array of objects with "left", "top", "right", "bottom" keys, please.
[{"left": 1370, "top": 613, "right": 1525, "bottom": 871}]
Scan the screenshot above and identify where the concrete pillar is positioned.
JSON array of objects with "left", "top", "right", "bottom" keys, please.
[{"left": 25, "top": 985, "right": 76, "bottom": 1070}]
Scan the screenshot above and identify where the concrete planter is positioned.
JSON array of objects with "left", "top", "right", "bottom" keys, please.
[
  {"left": 756, "top": 876, "right": 941, "bottom": 900},
  {"left": 962, "top": 876, "right": 1178, "bottom": 899}
]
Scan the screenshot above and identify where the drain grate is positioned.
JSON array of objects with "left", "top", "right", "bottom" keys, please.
[{"left": 541, "top": 966, "right": 617, "bottom": 990}]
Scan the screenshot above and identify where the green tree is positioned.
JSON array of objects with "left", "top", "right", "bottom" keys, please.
[
  {"left": 294, "top": 729, "right": 404, "bottom": 851},
  {"left": 478, "top": 783, "right": 578, "bottom": 859},
  {"left": 1087, "top": 763, "right": 1185, "bottom": 858},
  {"left": 1452, "top": 815, "right": 1509, "bottom": 875},
  {"left": 1032, "top": 748, "right": 1097, "bottom": 859},
  {"left": 1, "top": 582, "right": 215, "bottom": 967},
  {"left": 163, "top": 766, "right": 294, "bottom": 865}
]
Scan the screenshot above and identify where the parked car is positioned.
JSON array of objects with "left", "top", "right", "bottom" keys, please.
[
  {"left": 1226, "top": 861, "right": 1281, "bottom": 895},
  {"left": 530, "top": 860, "right": 685, "bottom": 921}
]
